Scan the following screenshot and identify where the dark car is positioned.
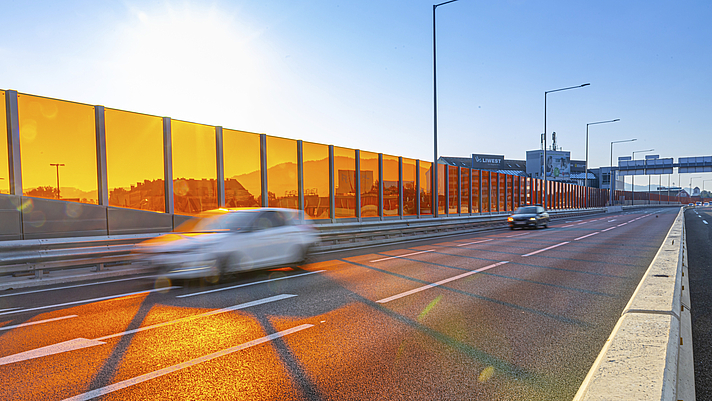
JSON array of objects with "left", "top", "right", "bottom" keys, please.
[{"left": 508, "top": 205, "right": 549, "bottom": 230}]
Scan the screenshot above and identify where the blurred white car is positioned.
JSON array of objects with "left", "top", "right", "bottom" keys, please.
[{"left": 133, "top": 208, "right": 319, "bottom": 281}]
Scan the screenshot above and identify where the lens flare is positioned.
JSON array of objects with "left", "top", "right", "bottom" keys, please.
[
  {"left": 478, "top": 366, "right": 495, "bottom": 382},
  {"left": 65, "top": 202, "right": 83, "bottom": 218},
  {"left": 154, "top": 276, "right": 172, "bottom": 292},
  {"left": 417, "top": 295, "right": 443, "bottom": 322}
]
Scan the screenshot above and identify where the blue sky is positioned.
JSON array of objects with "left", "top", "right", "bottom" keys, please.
[{"left": 2, "top": 0, "right": 711, "bottom": 190}]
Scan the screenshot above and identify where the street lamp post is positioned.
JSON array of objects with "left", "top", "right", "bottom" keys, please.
[
  {"left": 690, "top": 176, "right": 702, "bottom": 199},
  {"left": 584, "top": 118, "right": 619, "bottom": 207},
  {"left": 433, "top": 0, "right": 460, "bottom": 217},
  {"left": 609, "top": 139, "right": 636, "bottom": 206},
  {"left": 49, "top": 163, "right": 65, "bottom": 199},
  {"left": 630, "top": 149, "right": 654, "bottom": 205},
  {"left": 543, "top": 83, "right": 590, "bottom": 208}
]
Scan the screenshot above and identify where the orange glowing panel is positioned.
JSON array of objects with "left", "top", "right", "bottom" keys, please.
[
  {"left": 18, "top": 94, "right": 97, "bottom": 203},
  {"left": 460, "top": 167, "right": 470, "bottom": 213},
  {"left": 223, "top": 129, "right": 261, "bottom": 208},
  {"left": 499, "top": 173, "right": 506, "bottom": 212},
  {"left": 506, "top": 174, "right": 513, "bottom": 211},
  {"left": 266, "top": 136, "right": 298, "bottom": 209},
  {"left": 471, "top": 169, "right": 480, "bottom": 213},
  {"left": 448, "top": 165, "right": 458, "bottom": 214},
  {"left": 170, "top": 120, "right": 217, "bottom": 215},
  {"left": 334, "top": 147, "right": 356, "bottom": 218},
  {"left": 360, "top": 151, "right": 379, "bottom": 217},
  {"left": 382, "top": 154, "right": 400, "bottom": 217},
  {"left": 402, "top": 158, "right": 416, "bottom": 216},
  {"left": 105, "top": 108, "right": 165, "bottom": 212},
  {"left": 303, "top": 142, "right": 330, "bottom": 219},
  {"left": 419, "top": 161, "right": 432, "bottom": 216},
  {"left": 0, "top": 91, "right": 8, "bottom": 194},
  {"left": 481, "top": 171, "right": 490, "bottom": 212}
]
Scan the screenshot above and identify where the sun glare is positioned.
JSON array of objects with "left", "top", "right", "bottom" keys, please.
[{"left": 105, "top": 2, "right": 271, "bottom": 126}]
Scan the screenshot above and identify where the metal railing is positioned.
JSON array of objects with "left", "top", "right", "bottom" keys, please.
[{"left": 0, "top": 207, "right": 611, "bottom": 282}]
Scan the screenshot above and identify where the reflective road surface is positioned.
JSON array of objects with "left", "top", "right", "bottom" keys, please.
[{"left": 0, "top": 208, "right": 678, "bottom": 400}]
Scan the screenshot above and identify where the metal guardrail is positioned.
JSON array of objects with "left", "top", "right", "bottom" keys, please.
[{"left": 0, "top": 208, "right": 609, "bottom": 281}]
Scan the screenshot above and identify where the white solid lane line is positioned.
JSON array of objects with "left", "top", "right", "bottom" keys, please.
[
  {"left": 96, "top": 294, "right": 296, "bottom": 341},
  {"left": 522, "top": 242, "right": 570, "bottom": 257},
  {"left": 370, "top": 250, "right": 434, "bottom": 263},
  {"left": 0, "top": 338, "right": 106, "bottom": 366},
  {"left": 61, "top": 324, "right": 314, "bottom": 401},
  {"left": 505, "top": 232, "right": 530, "bottom": 238},
  {"left": 376, "top": 261, "right": 509, "bottom": 304},
  {"left": 0, "top": 315, "right": 77, "bottom": 331},
  {"left": 456, "top": 239, "right": 493, "bottom": 247},
  {"left": 574, "top": 232, "right": 599, "bottom": 241},
  {"left": 0, "top": 295, "right": 296, "bottom": 366},
  {"left": 0, "top": 287, "right": 181, "bottom": 317},
  {"left": 0, "top": 276, "right": 154, "bottom": 298},
  {"left": 177, "top": 270, "right": 324, "bottom": 298}
]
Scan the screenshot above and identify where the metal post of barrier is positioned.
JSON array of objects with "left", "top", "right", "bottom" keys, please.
[
  {"left": 398, "top": 156, "right": 404, "bottom": 219},
  {"left": 297, "top": 140, "right": 304, "bottom": 219},
  {"left": 260, "top": 134, "right": 268, "bottom": 207},
  {"left": 162, "top": 117, "right": 174, "bottom": 216},
  {"left": 216, "top": 126, "right": 225, "bottom": 207},
  {"left": 329, "top": 145, "right": 335, "bottom": 222},
  {"left": 416, "top": 160, "right": 421, "bottom": 218}
]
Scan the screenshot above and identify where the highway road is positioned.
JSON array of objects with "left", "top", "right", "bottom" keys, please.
[
  {"left": 685, "top": 205, "right": 712, "bottom": 399},
  {"left": 0, "top": 207, "right": 679, "bottom": 400}
]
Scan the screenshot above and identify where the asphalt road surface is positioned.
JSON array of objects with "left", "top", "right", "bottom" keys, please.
[
  {"left": 0, "top": 208, "right": 679, "bottom": 400},
  {"left": 685, "top": 205, "right": 712, "bottom": 399}
]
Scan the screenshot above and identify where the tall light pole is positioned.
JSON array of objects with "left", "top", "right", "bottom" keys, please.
[
  {"left": 630, "top": 149, "right": 654, "bottom": 205},
  {"left": 49, "top": 163, "right": 65, "bottom": 199},
  {"left": 609, "top": 139, "right": 636, "bottom": 206},
  {"left": 543, "top": 83, "right": 590, "bottom": 208},
  {"left": 690, "top": 176, "right": 702, "bottom": 198},
  {"left": 433, "top": 0, "right": 460, "bottom": 217},
  {"left": 584, "top": 118, "right": 619, "bottom": 207}
]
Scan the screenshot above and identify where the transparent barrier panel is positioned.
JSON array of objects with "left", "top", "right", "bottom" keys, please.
[
  {"left": 360, "top": 151, "right": 379, "bottom": 217},
  {"left": 499, "top": 173, "right": 506, "bottom": 211},
  {"left": 481, "top": 171, "right": 490, "bottom": 212},
  {"left": 223, "top": 129, "right": 261, "bottom": 208},
  {"left": 171, "top": 119, "right": 217, "bottom": 215},
  {"left": 448, "top": 165, "right": 458, "bottom": 214},
  {"left": 334, "top": 146, "right": 356, "bottom": 218},
  {"left": 266, "top": 136, "right": 298, "bottom": 209},
  {"left": 105, "top": 108, "right": 165, "bottom": 212},
  {"left": 18, "top": 94, "right": 98, "bottom": 204},
  {"left": 471, "top": 169, "right": 480, "bottom": 213},
  {"left": 303, "top": 141, "right": 330, "bottom": 219},
  {"left": 0, "top": 91, "right": 8, "bottom": 194},
  {"left": 438, "top": 164, "right": 446, "bottom": 215},
  {"left": 419, "top": 161, "right": 432, "bottom": 216},
  {"left": 460, "top": 167, "right": 470, "bottom": 213},
  {"left": 506, "top": 174, "right": 513, "bottom": 211},
  {"left": 382, "top": 154, "right": 400, "bottom": 217},
  {"left": 403, "top": 157, "right": 416, "bottom": 216}
]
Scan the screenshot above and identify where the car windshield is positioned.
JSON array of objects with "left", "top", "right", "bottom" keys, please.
[
  {"left": 174, "top": 211, "right": 257, "bottom": 233},
  {"left": 515, "top": 206, "right": 538, "bottom": 214}
]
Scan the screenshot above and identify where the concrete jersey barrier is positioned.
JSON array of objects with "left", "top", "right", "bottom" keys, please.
[{"left": 573, "top": 207, "right": 694, "bottom": 400}]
